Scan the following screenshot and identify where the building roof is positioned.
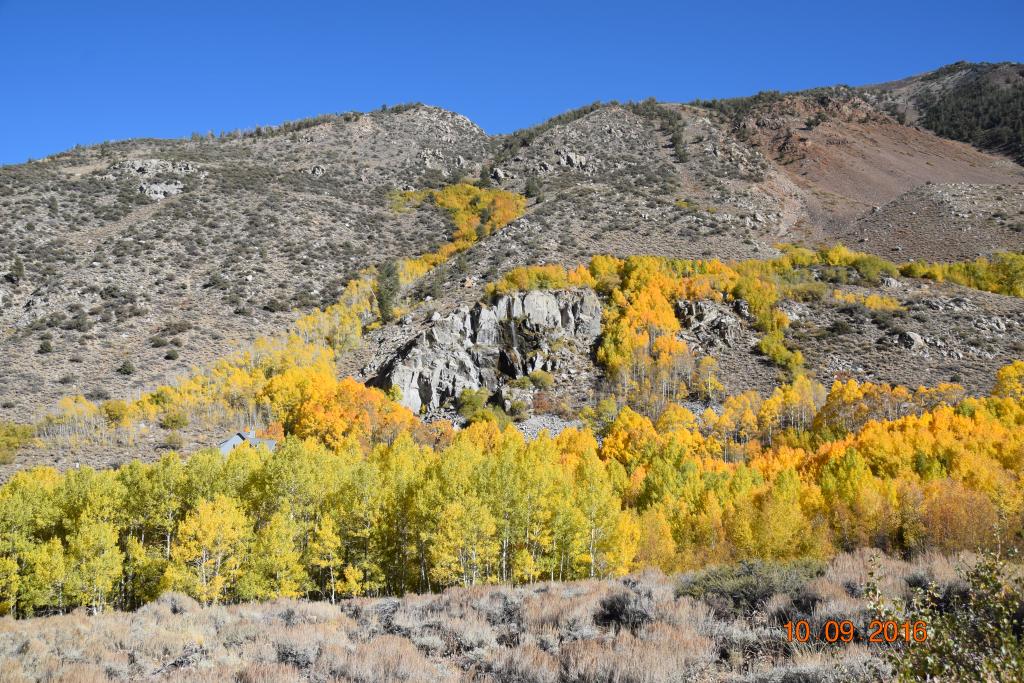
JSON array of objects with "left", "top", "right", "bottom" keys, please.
[{"left": 218, "top": 430, "right": 278, "bottom": 454}]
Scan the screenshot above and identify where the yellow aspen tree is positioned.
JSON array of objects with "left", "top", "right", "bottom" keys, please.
[
  {"left": 751, "top": 470, "right": 818, "bottom": 560},
  {"left": 66, "top": 520, "right": 122, "bottom": 612},
  {"left": 122, "top": 536, "right": 165, "bottom": 608},
  {"left": 572, "top": 452, "right": 621, "bottom": 578},
  {"left": 19, "top": 538, "right": 67, "bottom": 615},
  {"left": 693, "top": 357, "right": 724, "bottom": 401},
  {"left": 163, "top": 495, "right": 250, "bottom": 605},
  {"left": 636, "top": 506, "right": 677, "bottom": 572},
  {"left": 308, "top": 515, "right": 345, "bottom": 603},
  {"left": 542, "top": 472, "right": 586, "bottom": 582},
  {"left": 0, "top": 557, "right": 19, "bottom": 615},
  {"left": 604, "top": 509, "right": 641, "bottom": 576},
  {"left": 428, "top": 495, "right": 498, "bottom": 587},
  {"left": 238, "top": 506, "right": 308, "bottom": 601},
  {"left": 600, "top": 407, "right": 660, "bottom": 472},
  {"left": 994, "top": 360, "right": 1024, "bottom": 400}
]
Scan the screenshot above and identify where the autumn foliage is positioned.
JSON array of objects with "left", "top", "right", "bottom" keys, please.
[
  {"left": 4, "top": 360, "right": 1024, "bottom": 616},
  {"left": 393, "top": 184, "right": 526, "bottom": 284},
  {"left": 6, "top": 236, "right": 1024, "bottom": 617},
  {"left": 488, "top": 254, "right": 804, "bottom": 412}
]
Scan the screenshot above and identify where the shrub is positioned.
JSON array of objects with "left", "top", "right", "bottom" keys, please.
[
  {"left": 595, "top": 583, "right": 655, "bottom": 633},
  {"left": 0, "top": 421, "right": 34, "bottom": 464},
  {"left": 524, "top": 176, "right": 542, "bottom": 199},
  {"left": 162, "top": 431, "right": 184, "bottom": 450},
  {"left": 528, "top": 370, "right": 555, "bottom": 390},
  {"left": 37, "top": 339, "right": 53, "bottom": 354},
  {"left": 5, "top": 256, "right": 24, "bottom": 284},
  {"left": 116, "top": 360, "right": 135, "bottom": 375},
  {"left": 101, "top": 400, "right": 129, "bottom": 426},
  {"left": 457, "top": 388, "right": 512, "bottom": 428},
  {"left": 457, "top": 388, "right": 490, "bottom": 419},
  {"left": 159, "top": 410, "right": 189, "bottom": 431},
  {"left": 872, "top": 551, "right": 1024, "bottom": 681},
  {"left": 678, "top": 559, "right": 826, "bottom": 617}
]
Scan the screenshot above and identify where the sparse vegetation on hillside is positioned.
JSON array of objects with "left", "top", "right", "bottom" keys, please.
[
  {"left": 625, "top": 98, "right": 691, "bottom": 163},
  {"left": 496, "top": 102, "right": 605, "bottom": 162}
]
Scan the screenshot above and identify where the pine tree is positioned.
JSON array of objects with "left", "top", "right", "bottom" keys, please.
[{"left": 375, "top": 261, "right": 400, "bottom": 324}]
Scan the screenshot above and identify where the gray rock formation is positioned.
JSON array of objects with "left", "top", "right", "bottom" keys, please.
[
  {"left": 141, "top": 180, "right": 184, "bottom": 200},
  {"left": 880, "top": 330, "right": 926, "bottom": 352},
  {"left": 107, "top": 158, "right": 205, "bottom": 201},
  {"left": 374, "top": 289, "right": 601, "bottom": 413},
  {"left": 109, "top": 159, "right": 203, "bottom": 177},
  {"left": 676, "top": 299, "right": 741, "bottom": 348}
]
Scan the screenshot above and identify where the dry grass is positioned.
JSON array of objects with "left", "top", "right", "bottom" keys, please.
[{"left": 0, "top": 551, "right": 982, "bottom": 682}]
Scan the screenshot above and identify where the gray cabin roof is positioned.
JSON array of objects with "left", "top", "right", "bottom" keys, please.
[{"left": 218, "top": 430, "right": 278, "bottom": 455}]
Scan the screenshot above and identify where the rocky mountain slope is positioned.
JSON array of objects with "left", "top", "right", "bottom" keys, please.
[
  {"left": 2, "top": 62, "right": 1024, "bottom": 473},
  {"left": 866, "top": 61, "right": 1024, "bottom": 163}
]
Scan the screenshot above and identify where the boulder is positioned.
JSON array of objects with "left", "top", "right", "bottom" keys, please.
[
  {"left": 880, "top": 330, "right": 926, "bottom": 352},
  {"left": 676, "top": 299, "right": 741, "bottom": 347},
  {"left": 557, "top": 150, "right": 587, "bottom": 168},
  {"left": 900, "top": 331, "right": 926, "bottom": 350},
  {"left": 140, "top": 180, "right": 184, "bottom": 200},
  {"left": 496, "top": 385, "right": 534, "bottom": 416}
]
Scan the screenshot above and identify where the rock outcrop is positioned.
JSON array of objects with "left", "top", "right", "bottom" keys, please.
[
  {"left": 107, "top": 159, "right": 205, "bottom": 200},
  {"left": 676, "top": 299, "right": 741, "bottom": 348},
  {"left": 374, "top": 289, "right": 601, "bottom": 414}
]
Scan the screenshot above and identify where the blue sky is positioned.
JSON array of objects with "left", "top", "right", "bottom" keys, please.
[{"left": 1, "top": 0, "right": 1022, "bottom": 165}]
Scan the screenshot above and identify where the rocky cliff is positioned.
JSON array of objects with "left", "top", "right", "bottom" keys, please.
[{"left": 373, "top": 289, "right": 601, "bottom": 414}]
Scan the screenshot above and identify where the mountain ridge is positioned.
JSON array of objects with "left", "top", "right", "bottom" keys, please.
[{"left": 1, "top": 61, "right": 1023, "bottom": 473}]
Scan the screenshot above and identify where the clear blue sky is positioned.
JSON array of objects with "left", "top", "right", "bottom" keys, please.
[{"left": 1, "top": 0, "right": 1022, "bottom": 165}]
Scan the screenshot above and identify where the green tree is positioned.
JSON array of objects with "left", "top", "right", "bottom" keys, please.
[
  {"left": 6, "top": 256, "right": 24, "bottom": 284},
  {"left": 237, "top": 507, "right": 307, "bottom": 600},
  {"left": 375, "top": 261, "right": 400, "bottom": 323}
]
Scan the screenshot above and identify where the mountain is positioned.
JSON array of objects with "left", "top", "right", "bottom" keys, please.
[
  {"left": 1, "top": 62, "right": 1023, "bottom": 474},
  {"left": 3, "top": 62, "right": 1024, "bottom": 681},
  {"left": 866, "top": 60, "right": 1024, "bottom": 163}
]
